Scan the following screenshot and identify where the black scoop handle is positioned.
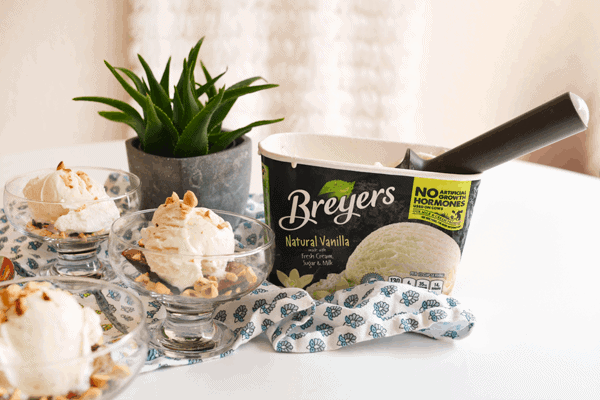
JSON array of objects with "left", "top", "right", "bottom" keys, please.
[{"left": 401, "top": 92, "right": 588, "bottom": 174}]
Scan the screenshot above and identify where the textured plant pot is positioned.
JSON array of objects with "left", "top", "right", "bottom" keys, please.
[{"left": 125, "top": 135, "right": 252, "bottom": 215}]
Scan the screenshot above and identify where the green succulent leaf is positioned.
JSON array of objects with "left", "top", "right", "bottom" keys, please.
[
  {"left": 210, "top": 118, "right": 284, "bottom": 153},
  {"left": 104, "top": 61, "right": 146, "bottom": 111},
  {"left": 141, "top": 94, "right": 169, "bottom": 156},
  {"left": 153, "top": 104, "right": 179, "bottom": 151},
  {"left": 206, "top": 77, "right": 268, "bottom": 134},
  {"left": 177, "top": 60, "right": 201, "bottom": 131},
  {"left": 116, "top": 67, "right": 148, "bottom": 96},
  {"left": 200, "top": 61, "right": 218, "bottom": 99},
  {"left": 195, "top": 68, "right": 227, "bottom": 99},
  {"left": 173, "top": 86, "right": 225, "bottom": 157},
  {"left": 172, "top": 87, "right": 184, "bottom": 133},
  {"left": 72, "top": 96, "right": 145, "bottom": 142},
  {"left": 229, "top": 76, "right": 266, "bottom": 89},
  {"left": 97, "top": 111, "right": 145, "bottom": 140},
  {"left": 159, "top": 57, "right": 171, "bottom": 94},
  {"left": 222, "top": 84, "right": 279, "bottom": 103},
  {"left": 138, "top": 54, "right": 173, "bottom": 119}
]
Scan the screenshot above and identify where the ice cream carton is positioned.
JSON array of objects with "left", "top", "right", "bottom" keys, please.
[{"left": 258, "top": 133, "right": 482, "bottom": 297}]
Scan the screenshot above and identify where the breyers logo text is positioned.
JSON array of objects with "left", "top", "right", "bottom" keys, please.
[{"left": 278, "top": 187, "right": 395, "bottom": 231}]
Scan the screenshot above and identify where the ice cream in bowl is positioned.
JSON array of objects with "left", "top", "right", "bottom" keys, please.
[
  {"left": 108, "top": 191, "right": 275, "bottom": 359},
  {"left": 0, "top": 276, "right": 148, "bottom": 400},
  {"left": 3, "top": 163, "right": 141, "bottom": 278}
]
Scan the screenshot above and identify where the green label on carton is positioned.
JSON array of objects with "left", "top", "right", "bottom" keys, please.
[{"left": 409, "top": 178, "right": 472, "bottom": 231}]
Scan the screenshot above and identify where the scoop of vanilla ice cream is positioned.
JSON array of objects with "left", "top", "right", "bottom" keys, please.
[
  {"left": 345, "top": 222, "right": 461, "bottom": 294},
  {"left": 0, "top": 282, "right": 103, "bottom": 397},
  {"left": 141, "top": 191, "right": 236, "bottom": 291},
  {"left": 23, "top": 162, "right": 120, "bottom": 232}
]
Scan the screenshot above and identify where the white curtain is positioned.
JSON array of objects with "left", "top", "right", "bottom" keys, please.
[{"left": 128, "top": 0, "right": 428, "bottom": 145}]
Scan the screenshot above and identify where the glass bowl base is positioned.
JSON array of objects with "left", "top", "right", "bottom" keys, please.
[
  {"left": 149, "top": 319, "right": 236, "bottom": 359},
  {"left": 39, "top": 258, "right": 116, "bottom": 280}
]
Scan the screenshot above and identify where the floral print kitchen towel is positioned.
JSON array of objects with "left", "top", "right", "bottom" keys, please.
[{"left": 0, "top": 194, "right": 476, "bottom": 372}]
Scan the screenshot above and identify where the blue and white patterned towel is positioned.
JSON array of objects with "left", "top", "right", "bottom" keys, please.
[{"left": 0, "top": 194, "right": 476, "bottom": 373}]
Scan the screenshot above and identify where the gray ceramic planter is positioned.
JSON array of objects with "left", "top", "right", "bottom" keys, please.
[{"left": 125, "top": 135, "right": 252, "bottom": 215}]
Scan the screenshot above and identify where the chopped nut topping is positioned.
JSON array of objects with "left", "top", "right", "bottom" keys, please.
[
  {"left": 14, "top": 298, "right": 25, "bottom": 316},
  {"left": 8, "top": 388, "right": 21, "bottom": 400},
  {"left": 42, "top": 292, "right": 51, "bottom": 301},
  {"left": 90, "top": 374, "right": 110, "bottom": 389},
  {"left": 76, "top": 171, "right": 94, "bottom": 191},
  {"left": 134, "top": 273, "right": 150, "bottom": 284},
  {"left": 110, "top": 364, "right": 131, "bottom": 379},
  {"left": 164, "top": 192, "right": 180, "bottom": 205},
  {"left": 225, "top": 272, "right": 238, "bottom": 282},
  {"left": 79, "top": 388, "right": 102, "bottom": 400},
  {"left": 75, "top": 204, "right": 87, "bottom": 212},
  {"left": 183, "top": 191, "right": 198, "bottom": 208},
  {"left": 57, "top": 161, "right": 65, "bottom": 170}
]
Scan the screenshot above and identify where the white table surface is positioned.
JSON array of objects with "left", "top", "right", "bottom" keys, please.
[{"left": 1, "top": 140, "right": 599, "bottom": 400}]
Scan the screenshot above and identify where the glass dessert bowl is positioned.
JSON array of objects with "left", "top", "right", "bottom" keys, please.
[
  {"left": 108, "top": 193, "right": 275, "bottom": 359},
  {"left": 0, "top": 276, "right": 149, "bottom": 400},
  {"left": 3, "top": 164, "right": 141, "bottom": 279}
]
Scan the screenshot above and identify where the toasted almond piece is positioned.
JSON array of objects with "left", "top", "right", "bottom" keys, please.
[
  {"left": 57, "top": 161, "right": 66, "bottom": 170},
  {"left": 90, "top": 374, "right": 110, "bottom": 388},
  {"left": 8, "top": 388, "right": 21, "bottom": 400},
  {"left": 225, "top": 272, "right": 238, "bottom": 282},
  {"left": 134, "top": 273, "right": 150, "bottom": 284},
  {"left": 245, "top": 268, "right": 258, "bottom": 284},
  {"left": 111, "top": 364, "right": 131, "bottom": 378},
  {"left": 14, "top": 298, "right": 26, "bottom": 316},
  {"left": 182, "top": 289, "right": 202, "bottom": 298},
  {"left": 165, "top": 192, "right": 180, "bottom": 205},
  {"left": 208, "top": 276, "right": 218, "bottom": 282},
  {"left": 93, "top": 353, "right": 115, "bottom": 374},
  {"left": 1, "top": 284, "right": 22, "bottom": 307},
  {"left": 137, "top": 239, "right": 144, "bottom": 247},
  {"left": 79, "top": 387, "right": 102, "bottom": 400},
  {"left": 183, "top": 191, "right": 198, "bottom": 208},
  {"left": 153, "top": 282, "right": 172, "bottom": 295}
]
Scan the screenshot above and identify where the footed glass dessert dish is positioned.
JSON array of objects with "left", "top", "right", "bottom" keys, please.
[
  {"left": 0, "top": 276, "right": 148, "bottom": 400},
  {"left": 3, "top": 166, "right": 141, "bottom": 279},
  {"left": 108, "top": 208, "right": 275, "bottom": 359}
]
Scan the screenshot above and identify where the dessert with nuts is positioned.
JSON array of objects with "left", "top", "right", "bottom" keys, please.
[
  {"left": 122, "top": 191, "right": 257, "bottom": 298},
  {"left": 23, "top": 162, "right": 120, "bottom": 238},
  {"left": 0, "top": 282, "right": 131, "bottom": 399}
]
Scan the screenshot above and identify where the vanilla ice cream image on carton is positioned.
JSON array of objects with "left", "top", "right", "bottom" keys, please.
[{"left": 259, "top": 133, "right": 481, "bottom": 297}]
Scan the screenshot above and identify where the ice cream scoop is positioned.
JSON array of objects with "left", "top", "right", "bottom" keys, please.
[
  {"left": 0, "top": 281, "right": 103, "bottom": 397},
  {"left": 141, "top": 191, "right": 236, "bottom": 291},
  {"left": 396, "top": 92, "right": 589, "bottom": 173},
  {"left": 23, "top": 161, "right": 120, "bottom": 232}
]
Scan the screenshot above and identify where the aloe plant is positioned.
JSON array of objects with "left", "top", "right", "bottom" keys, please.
[{"left": 74, "top": 37, "right": 283, "bottom": 157}]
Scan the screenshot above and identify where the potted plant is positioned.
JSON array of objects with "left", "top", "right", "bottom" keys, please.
[{"left": 74, "top": 37, "right": 283, "bottom": 214}]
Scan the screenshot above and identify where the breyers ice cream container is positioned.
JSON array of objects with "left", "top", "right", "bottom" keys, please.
[{"left": 258, "top": 133, "right": 482, "bottom": 298}]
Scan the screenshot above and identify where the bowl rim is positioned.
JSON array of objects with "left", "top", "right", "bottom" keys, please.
[
  {"left": 0, "top": 275, "right": 147, "bottom": 369},
  {"left": 109, "top": 208, "right": 276, "bottom": 259},
  {"left": 3, "top": 166, "right": 142, "bottom": 206}
]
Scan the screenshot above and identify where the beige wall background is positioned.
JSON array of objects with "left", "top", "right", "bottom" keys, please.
[{"left": 1, "top": 0, "right": 599, "bottom": 176}]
